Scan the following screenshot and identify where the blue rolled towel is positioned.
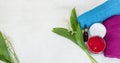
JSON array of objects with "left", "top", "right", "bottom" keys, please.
[{"left": 78, "top": 0, "right": 120, "bottom": 29}]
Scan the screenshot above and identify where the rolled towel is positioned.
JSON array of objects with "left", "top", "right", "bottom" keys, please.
[
  {"left": 103, "top": 15, "right": 120, "bottom": 59},
  {"left": 78, "top": 0, "right": 120, "bottom": 29}
]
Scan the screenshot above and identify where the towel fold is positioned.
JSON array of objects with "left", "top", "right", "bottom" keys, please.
[{"left": 103, "top": 15, "right": 120, "bottom": 59}]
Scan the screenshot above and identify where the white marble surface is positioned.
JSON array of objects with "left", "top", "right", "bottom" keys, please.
[{"left": 0, "top": 0, "right": 120, "bottom": 63}]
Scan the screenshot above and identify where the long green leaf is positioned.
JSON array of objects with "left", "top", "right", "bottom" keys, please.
[
  {"left": 52, "top": 28, "right": 77, "bottom": 44},
  {"left": 71, "top": 8, "right": 97, "bottom": 62},
  {"left": 0, "top": 32, "right": 12, "bottom": 63},
  {"left": 0, "top": 32, "right": 20, "bottom": 63},
  {"left": 4, "top": 36, "right": 20, "bottom": 63},
  {"left": 70, "top": 8, "right": 86, "bottom": 49},
  {"left": 70, "top": 8, "right": 78, "bottom": 32},
  {"left": 75, "top": 24, "right": 86, "bottom": 49}
]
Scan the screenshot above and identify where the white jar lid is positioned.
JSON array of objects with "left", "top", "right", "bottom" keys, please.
[{"left": 89, "top": 23, "right": 107, "bottom": 38}]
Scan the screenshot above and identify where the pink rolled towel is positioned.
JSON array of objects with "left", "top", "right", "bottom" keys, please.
[{"left": 103, "top": 15, "right": 120, "bottom": 59}]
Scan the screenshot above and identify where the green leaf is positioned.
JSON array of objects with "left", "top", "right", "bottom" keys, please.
[
  {"left": 52, "top": 28, "right": 77, "bottom": 45},
  {"left": 70, "top": 8, "right": 78, "bottom": 32},
  {"left": 0, "top": 32, "right": 20, "bottom": 63},
  {"left": 0, "top": 32, "right": 12, "bottom": 63},
  {"left": 75, "top": 24, "right": 86, "bottom": 49}
]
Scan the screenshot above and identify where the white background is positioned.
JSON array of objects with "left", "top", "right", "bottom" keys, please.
[{"left": 0, "top": 0, "right": 120, "bottom": 63}]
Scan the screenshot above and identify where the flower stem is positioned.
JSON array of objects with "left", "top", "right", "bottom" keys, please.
[{"left": 84, "top": 49, "right": 98, "bottom": 63}]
